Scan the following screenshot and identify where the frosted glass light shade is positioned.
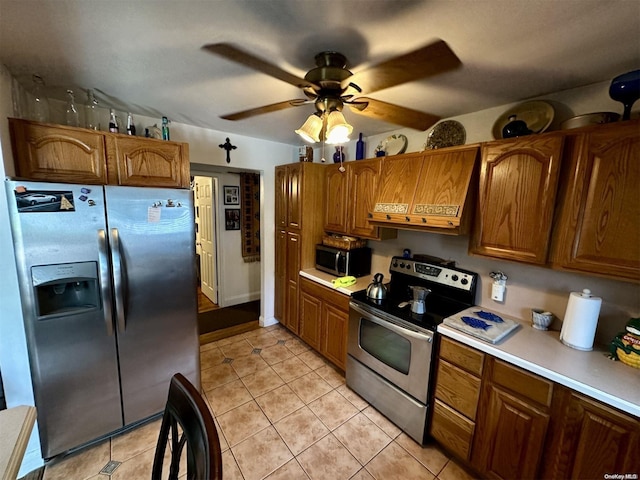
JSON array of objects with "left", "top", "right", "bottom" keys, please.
[
  {"left": 326, "top": 111, "right": 353, "bottom": 144},
  {"left": 295, "top": 114, "right": 322, "bottom": 143}
]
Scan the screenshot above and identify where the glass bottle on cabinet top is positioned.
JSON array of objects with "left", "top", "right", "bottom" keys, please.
[
  {"left": 30, "top": 74, "right": 50, "bottom": 123},
  {"left": 65, "top": 90, "right": 79, "bottom": 127},
  {"left": 126, "top": 113, "right": 136, "bottom": 136},
  {"left": 109, "top": 109, "right": 119, "bottom": 133},
  {"left": 85, "top": 89, "right": 99, "bottom": 130}
]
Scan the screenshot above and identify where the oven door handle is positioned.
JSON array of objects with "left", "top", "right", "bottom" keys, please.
[{"left": 350, "top": 302, "right": 434, "bottom": 343}]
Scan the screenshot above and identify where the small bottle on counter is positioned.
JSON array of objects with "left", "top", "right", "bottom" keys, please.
[
  {"left": 126, "top": 113, "right": 136, "bottom": 136},
  {"left": 162, "top": 116, "right": 170, "bottom": 140},
  {"left": 109, "top": 109, "right": 119, "bottom": 133}
]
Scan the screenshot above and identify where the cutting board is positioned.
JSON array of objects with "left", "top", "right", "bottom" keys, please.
[{"left": 444, "top": 307, "right": 520, "bottom": 344}]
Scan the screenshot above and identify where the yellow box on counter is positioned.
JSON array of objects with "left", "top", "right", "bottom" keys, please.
[{"left": 322, "top": 234, "right": 367, "bottom": 250}]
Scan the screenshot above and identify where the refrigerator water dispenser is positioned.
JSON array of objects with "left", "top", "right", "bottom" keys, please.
[{"left": 32, "top": 262, "right": 100, "bottom": 318}]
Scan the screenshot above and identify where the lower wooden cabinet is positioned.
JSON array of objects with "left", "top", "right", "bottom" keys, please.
[
  {"left": 299, "top": 277, "right": 349, "bottom": 370},
  {"left": 431, "top": 338, "right": 640, "bottom": 480},
  {"left": 542, "top": 386, "right": 640, "bottom": 479},
  {"left": 431, "top": 337, "right": 484, "bottom": 461},
  {"left": 471, "top": 382, "right": 551, "bottom": 480}
]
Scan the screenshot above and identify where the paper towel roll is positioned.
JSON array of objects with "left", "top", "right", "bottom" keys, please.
[{"left": 560, "top": 289, "right": 602, "bottom": 351}]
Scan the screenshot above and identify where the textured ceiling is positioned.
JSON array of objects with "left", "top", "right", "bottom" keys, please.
[{"left": 1, "top": 0, "right": 639, "bottom": 145}]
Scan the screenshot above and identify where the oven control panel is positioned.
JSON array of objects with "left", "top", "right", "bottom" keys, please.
[{"left": 390, "top": 257, "right": 476, "bottom": 292}]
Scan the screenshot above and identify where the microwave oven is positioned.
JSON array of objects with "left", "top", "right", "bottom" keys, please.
[{"left": 315, "top": 245, "right": 371, "bottom": 278}]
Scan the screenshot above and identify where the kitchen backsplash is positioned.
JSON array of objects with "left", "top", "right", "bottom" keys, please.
[{"left": 365, "top": 230, "right": 638, "bottom": 347}]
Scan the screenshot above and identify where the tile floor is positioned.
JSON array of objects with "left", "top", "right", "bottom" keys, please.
[{"left": 40, "top": 324, "right": 476, "bottom": 480}]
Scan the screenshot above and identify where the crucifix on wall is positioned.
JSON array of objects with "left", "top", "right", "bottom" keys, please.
[{"left": 219, "top": 137, "right": 237, "bottom": 163}]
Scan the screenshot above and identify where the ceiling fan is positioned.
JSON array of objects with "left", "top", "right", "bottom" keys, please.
[{"left": 202, "top": 40, "right": 461, "bottom": 142}]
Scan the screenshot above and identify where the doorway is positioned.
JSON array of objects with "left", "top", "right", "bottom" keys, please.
[
  {"left": 193, "top": 175, "right": 218, "bottom": 311},
  {"left": 191, "top": 166, "right": 263, "bottom": 341}
]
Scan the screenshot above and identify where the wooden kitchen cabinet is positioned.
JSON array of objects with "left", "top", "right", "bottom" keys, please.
[
  {"left": 551, "top": 119, "right": 640, "bottom": 282},
  {"left": 430, "top": 337, "right": 484, "bottom": 461},
  {"left": 9, "top": 118, "right": 190, "bottom": 187},
  {"left": 369, "top": 146, "right": 479, "bottom": 234},
  {"left": 105, "top": 134, "right": 190, "bottom": 187},
  {"left": 470, "top": 133, "right": 564, "bottom": 264},
  {"left": 9, "top": 118, "right": 108, "bottom": 184},
  {"left": 299, "top": 276, "right": 349, "bottom": 370},
  {"left": 274, "top": 163, "right": 326, "bottom": 334},
  {"left": 324, "top": 158, "right": 396, "bottom": 240},
  {"left": 542, "top": 386, "right": 640, "bottom": 479},
  {"left": 471, "top": 358, "right": 553, "bottom": 480}
]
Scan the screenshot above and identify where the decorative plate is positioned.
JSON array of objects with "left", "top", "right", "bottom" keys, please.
[
  {"left": 492, "top": 100, "right": 554, "bottom": 139},
  {"left": 424, "top": 120, "right": 466, "bottom": 149},
  {"left": 378, "top": 134, "right": 408, "bottom": 156}
]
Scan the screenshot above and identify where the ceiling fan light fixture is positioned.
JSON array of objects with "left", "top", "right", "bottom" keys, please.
[
  {"left": 325, "top": 110, "right": 353, "bottom": 144},
  {"left": 295, "top": 113, "right": 323, "bottom": 143}
]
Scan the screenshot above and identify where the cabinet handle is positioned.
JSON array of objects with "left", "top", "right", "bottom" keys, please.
[
  {"left": 386, "top": 214, "right": 391, "bottom": 220},
  {"left": 422, "top": 218, "right": 427, "bottom": 223},
  {"left": 368, "top": 213, "right": 373, "bottom": 218},
  {"left": 405, "top": 216, "right": 410, "bottom": 222}
]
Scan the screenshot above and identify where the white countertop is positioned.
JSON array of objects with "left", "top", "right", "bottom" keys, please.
[{"left": 438, "top": 307, "right": 640, "bottom": 417}]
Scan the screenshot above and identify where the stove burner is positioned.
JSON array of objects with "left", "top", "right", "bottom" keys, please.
[{"left": 350, "top": 256, "right": 479, "bottom": 332}]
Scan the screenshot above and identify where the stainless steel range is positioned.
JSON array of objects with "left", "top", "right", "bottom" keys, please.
[{"left": 346, "top": 256, "right": 478, "bottom": 444}]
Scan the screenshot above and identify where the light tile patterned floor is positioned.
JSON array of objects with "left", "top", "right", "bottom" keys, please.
[{"left": 40, "top": 324, "right": 477, "bottom": 480}]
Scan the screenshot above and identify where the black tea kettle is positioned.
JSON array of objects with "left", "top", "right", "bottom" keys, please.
[{"left": 366, "top": 273, "right": 388, "bottom": 301}]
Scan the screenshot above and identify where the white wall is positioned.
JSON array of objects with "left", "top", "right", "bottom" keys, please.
[{"left": 0, "top": 64, "right": 42, "bottom": 476}]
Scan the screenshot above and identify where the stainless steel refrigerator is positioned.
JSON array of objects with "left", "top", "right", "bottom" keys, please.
[{"left": 5, "top": 179, "right": 200, "bottom": 459}]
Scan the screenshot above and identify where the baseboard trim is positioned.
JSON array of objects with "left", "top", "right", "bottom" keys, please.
[{"left": 199, "top": 320, "right": 260, "bottom": 345}]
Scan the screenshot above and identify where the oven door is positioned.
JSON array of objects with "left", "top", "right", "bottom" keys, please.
[{"left": 348, "top": 301, "right": 434, "bottom": 403}]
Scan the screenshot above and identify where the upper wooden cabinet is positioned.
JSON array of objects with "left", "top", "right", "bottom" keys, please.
[
  {"left": 105, "top": 135, "right": 190, "bottom": 188},
  {"left": 369, "top": 146, "right": 479, "bottom": 234},
  {"left": 324, "top": 158, "right": 396, "bottom": 240},
  {"left": 8, "top": 118, "right": 190, "bottom": 188},
  {"left": 551, "top": 120, "right": 640, "bottom": 282},
  {"left": 469, "top": 134, "right": 564, "bottom": 264}
]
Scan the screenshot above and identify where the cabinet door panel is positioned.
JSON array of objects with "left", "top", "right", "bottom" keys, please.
[
  {"left": 299, "top": 290, "right": 322, "bottom": 350},
  {"left": 109, "top": 136, "right": 188, "bottom": 187},
  {"left": 288, "top": 164, "right": 302, "bottom": 229},
  {"left": 543, "top": 389, "right": 640, "bottom": 479},
  {"left": 472, "top": 384, "right": 549, "bottom": 480},
  {"left": 322, "top": 303, "right": 348, "bottom": 370},
  {"left": 551, "top": 122, "right": 640, "bottom": 281},
  {"left": 275, "top": 166, "right": 288, "bottom": 228},
  {"left": 274, "top": 229, "right": 286, "bottom": 322},
  {"left": 324, "top": 164, "right": 348, "bottom": 234},
  {"left": 471, "top": 136, "right": 563, "bottom": 264},
  {"left": 10, "top": 119, "right": 107, "bottom": 184},
  {"left": 349, "top": 159, "right": 382, "bottom": 238}
]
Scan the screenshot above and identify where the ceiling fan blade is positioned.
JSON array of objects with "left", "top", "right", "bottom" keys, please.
[
  {"left": 221, "top": 99, "right": 309, "bottom": 121},
  {"left": 203, "top": 43, "right": 319, "bottom": 90},
  {"left": 347, "top": 97, "right": 440, "bottom": 131},
  {"left": 344, "top": 40, "right": 461, "bottom": 94}
]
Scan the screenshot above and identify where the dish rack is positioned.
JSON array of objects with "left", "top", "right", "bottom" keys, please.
[{"left": 322, "top": 235, "right": 367, "bottom": 250}]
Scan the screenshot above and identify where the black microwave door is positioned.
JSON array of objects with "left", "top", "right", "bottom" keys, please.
[
  {"left": 336, "top": 252, "right": 347, "bottom": 275},
  {"left": 316, "top": 248, "right": 339, "bottom": 273}
]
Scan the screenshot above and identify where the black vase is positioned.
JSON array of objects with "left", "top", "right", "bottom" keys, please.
[{"left": 502, "top": 114, "right": 532, "bottom": 138}]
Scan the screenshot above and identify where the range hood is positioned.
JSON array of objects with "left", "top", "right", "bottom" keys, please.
[{"left": 368, "top": 145, "right": 479, "bottom": 235}]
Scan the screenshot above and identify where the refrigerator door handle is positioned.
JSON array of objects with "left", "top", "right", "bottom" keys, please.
[
  {"left": 110, "top": 227, "right": 126, "bottom": 332},
  {"left": 97, "top": 229, "right": 114, "bottom": 336}
]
